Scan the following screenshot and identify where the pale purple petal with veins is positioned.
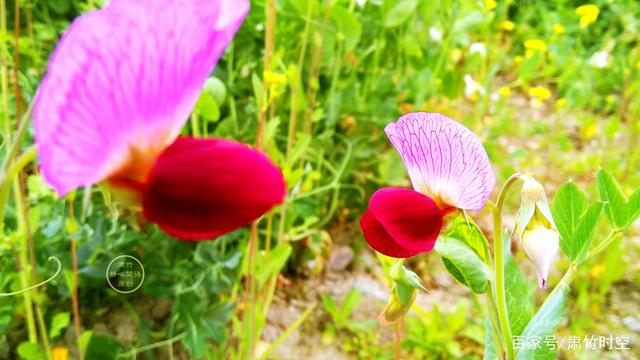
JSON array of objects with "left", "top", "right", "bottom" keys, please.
[
  {"left": 34, "top": 0, "right": 250, "bottom": 195},
  {"left": 384, "top": 112, "right": 495, "bottom": 211}
]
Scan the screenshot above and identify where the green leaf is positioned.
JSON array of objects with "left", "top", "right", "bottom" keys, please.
[
  {"left": 597, "top": 169, "right": 640, "bottom": 229},
  {"left": 203, "top": 77, "right": 226, "bottom": 104},
  {"left": 435, "top": 237, "right": 490, "bottom": 293},
  {"left": 85, "top": 335, "right": 123, "bottom": 360},
  {"left": 17, "top": 342, "right": 45, "bottom": 360},
  {"left": 331, "top": 6, "right": 362, "bottom": 51},
  {"left": 516, "top": 284, "right": 569, "bottom": 360},
  {"left": 339, "top": 289, "right": 361, "bottom": 322},
  {"left": 49, "top": 312, "right": 70, "bottom": 339},
  {"left": 505, "top": 256, "right": 534, "bottom": 336},
  {"left": 383, "top": 0, "right": 417, "bottom": 28},
  {"left": 442, "top": 213, "right": 491, "bottom": 263},
  {"left": 195, "top": 92, "right": 220, "bottom": 123},
  {"left": 256, "top": 243, "right": 292, "bottom": 286},
  {"left": 573, "top": 202, "right": 603, "bottom": 261},
  {"left": 552, "top": 182, "right": 602, "bottom": 260},
  {"left": 483, "top": 317, "right": 498, "bottom": 360}
]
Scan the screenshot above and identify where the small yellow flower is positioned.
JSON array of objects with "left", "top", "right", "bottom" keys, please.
[
  {"left": 450, "top": 48, "right": 463, "bottom": 63},
  {"left": 528, "top": 86, "right": 552, "bottom": 100},
  {"left": 263, "top": 70, "right": 287, "bottom": 86},
  {"left": 501, "top": 20, "right": 515, "bottom": 31},
  {"left": 576, "top": 4, "right": 599, "bottom": 28},
  {"left": 524, "top": 39, "right": 547, "bottom": 52},
  {"left": 484, "top": 0, "right": 497, "bottom": 11},
  {"left": 553, "top": 24, "right": 565, "bottom": 34},
  {"left": 555, "top": 98, "right": 567, "bottom": 108},
  {"left": 525, "top": 49, "right": 534, "bottom": 59},
  {"left": 52, "top": 347, "right": 69, "bottom": 360},
  {"left": 499, "top": 86, "right": 512, "bottom": 97},
  {"left": 514, "top": 55, "right": 524, "bottom": 64}
]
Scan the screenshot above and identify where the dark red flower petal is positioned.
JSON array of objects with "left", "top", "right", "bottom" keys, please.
[
  {"left": 361, "top": 187, "right": 443, "bottom": 256},
  {"left": 142, "top": 136, "right": 286, "bottom": 240},
  {"left": 360, "top": 210, "right": 420, "bottom": 258}
]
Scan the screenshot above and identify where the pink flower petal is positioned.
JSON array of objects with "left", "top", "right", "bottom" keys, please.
[
  {"left": 385, "top": 112, "right": 495, "bottom": 211},
  {"left": 34, "top": 0, "right": 250, "bottom": 195},
  {"left": 142, "top": 137, "right": 286, "bottom": 241},
  {"left": 360, "top": 187, "right": 443, "bottom": 257}
]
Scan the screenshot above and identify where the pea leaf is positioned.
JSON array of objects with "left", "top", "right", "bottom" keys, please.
[
  {"left": 49, "top": 312, "right": 70, "bottom": 339},
  {"left": 435, "top": 237, "right": 490, "bottom": 293},
  {"left": 17, "top": 342, "right": 45, "bottom": 360},
  {"left": 515, "top": 284, "right": 569, "bottom": 360},
  {"left": 331, "top": 6, "right": 362, "bottom": 51},
  {"left": 505, "top": 256, "right": 534, "bottom": 336},
  {"left": 85, "top": 335, "right": 123, "bottom": 360},
  {"left": 441, "top": 213, "right": 491, "bottom": 263},
  {"left": 597, "top": 170, "right": 640, "bottom": 230},
  {"left": 552, "top": 182, "right": 603, "bottom": 261}
]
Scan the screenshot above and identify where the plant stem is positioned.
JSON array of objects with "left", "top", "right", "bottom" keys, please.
[
  {"left": 0, "top": 102, "right": 33, "bottom": 232},
  {"left": 0, "top": 0, "right": 9, "bottom": 140},
  {"left": 492, "top": 173, "right": 522, "bottom": 360},
  {"left": 13, "top": 178, "right": 37, "bottom": 344},
  {"left": 15, "top": 171, "right": 52, "bottom": 358},
  {"left": 67, "top": 198, "right": 84, "bottom": 360},
  {"left": 581, "top": 230, "right": 622, "bottom": 264}
]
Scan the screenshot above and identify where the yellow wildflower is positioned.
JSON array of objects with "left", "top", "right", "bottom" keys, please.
[
  {"left": 524, "top": 39, "right": 547, "bottom": 52},
  {"left": 484, "top": 0, "right": 497, "bottom": 11},
  {"left": 528, "top": 86, "right": 552, "bottom": 100},
  {"left": 263, "top": 70, "right": 287, "bottom": 86},
  {"left": 553, "top": 24, "right": 565, "bottom": 34},
  {"left": 499, "top": 86, "right": 512, "bottom": 97},
  {"left": 525, "top": 49, "right": 534, "bottom": 59},
  {"left": 52, "top": 347, "right": 69, "bottom": 360},
  {"left": 555, "top": 98, "right": 567, "bottom": 108},
  {"left": 514, "top": 55, "right": 524, "bottom": 64},
  {"left": 576, "top": 4, "right": 599, "bottom": 28},
  {"left": 501, "top": 21, "right": 515, "bottom": 31},
  {"left": 450, "top": 48, "right": 463, "bottom": 63}
]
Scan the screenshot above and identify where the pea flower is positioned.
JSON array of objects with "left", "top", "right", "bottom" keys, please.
[
  {"left": 33, "top": 0, "right": 286, "bottom": 240},
  {"left": 360, "top": 113, "right": 495, "bottom": 258},
  {"left": 516, "top": 176, "right": 560, "bottom": 289}
]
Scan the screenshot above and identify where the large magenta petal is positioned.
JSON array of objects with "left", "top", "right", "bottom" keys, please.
[
  {"left": 142, "top": 137, "right": 286, "bottom": 240},
  {"left": 34, "top": 0, "right": 250, "bottom": 195},
  {"left": 360, "top": 187, "right": 444, "bottom": 257},
  {"left": 385, "top": 113, "right": 496, "bottom": 211}
]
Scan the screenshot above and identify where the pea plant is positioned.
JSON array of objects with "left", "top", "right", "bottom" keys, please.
[{"left": 360, "top": 112, "right": 640, "bottom": 359}]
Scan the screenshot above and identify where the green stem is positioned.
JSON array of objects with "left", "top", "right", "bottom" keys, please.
[
  {"left": 0, "top": 102, "right": 33, "bottom": 231},
  {"left": 486, "top": 289, "right": 506, "bottom": 355},
  {"left": 492, "top": 173, "right": 522, "bottom": 360},
  {"left": 13, "top": 178, "right": 37, "bottom": 343},
  {"left": 116, "top": 333, "right": 186, "bottom": 358},
  {"left": 581, "top": 229, "right": 622, "bottom": 264}
]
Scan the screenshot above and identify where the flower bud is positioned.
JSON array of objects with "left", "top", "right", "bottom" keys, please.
[
  {"left": 521, "top": 225, "right": 559, "bottom": 289},
  {"left": 379, "top": 285, "right": 417, "bottom": 325},
  {"left": 517, "top": 175, "right": 560, "bottom": 289}
]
